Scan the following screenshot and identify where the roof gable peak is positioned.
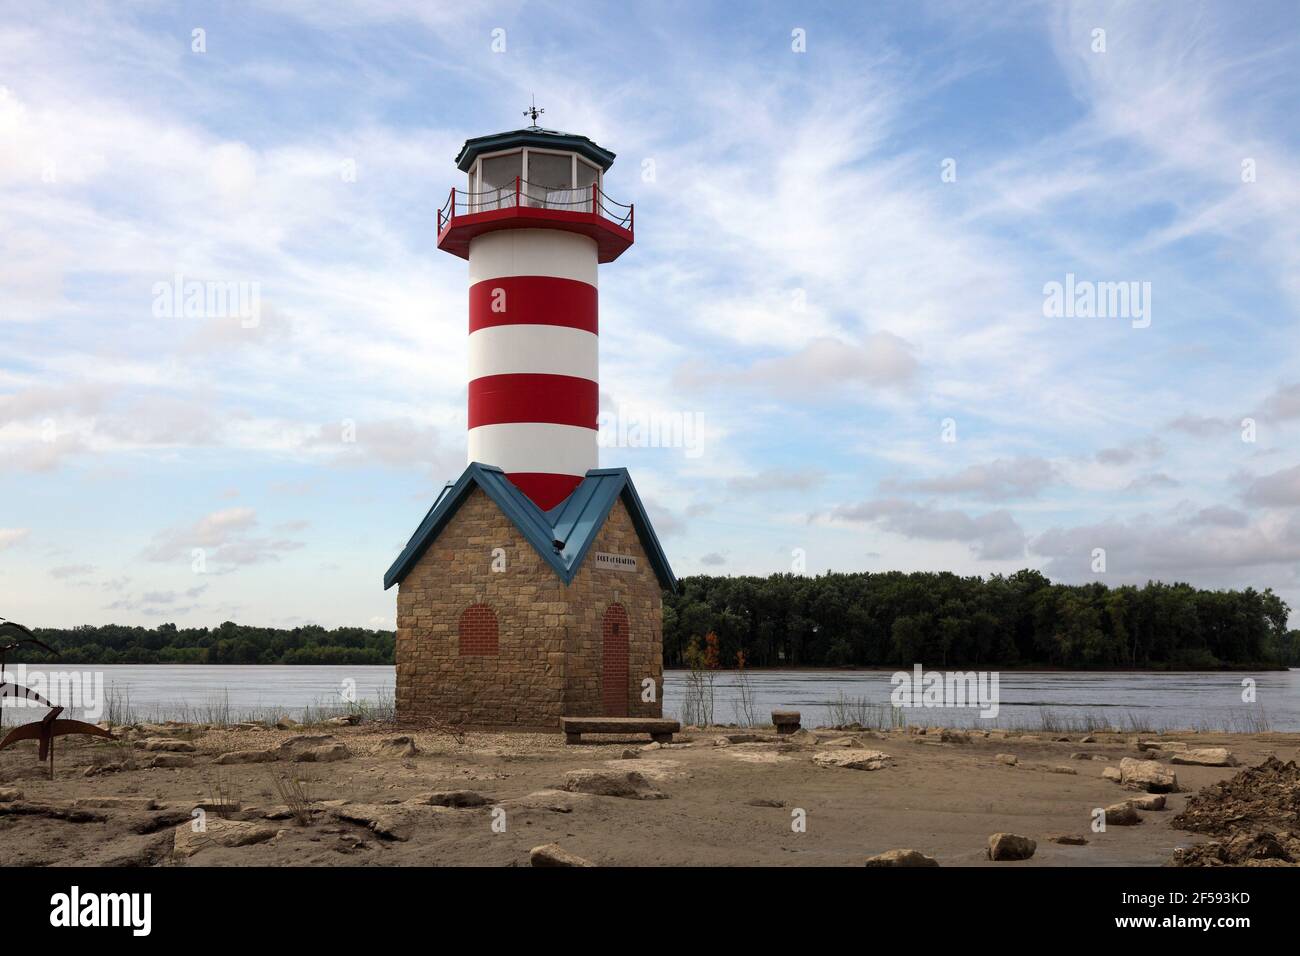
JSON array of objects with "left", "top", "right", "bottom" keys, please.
[{"left": 384, "top": 463, "right": 675, "bottom": 591}]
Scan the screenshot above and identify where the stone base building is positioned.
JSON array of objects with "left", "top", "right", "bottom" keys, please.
[{"left": 384, "top": 462, "right": 676, "bottom": 730}]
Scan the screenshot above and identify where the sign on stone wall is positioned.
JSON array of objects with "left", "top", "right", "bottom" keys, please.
[{"left": 593, "top": 551, "right": 637, "bottom": 572}]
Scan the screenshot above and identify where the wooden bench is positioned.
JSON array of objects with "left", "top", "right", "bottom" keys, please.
[{"left": 560, "top": 716, "right": 680, "bottom": 745}]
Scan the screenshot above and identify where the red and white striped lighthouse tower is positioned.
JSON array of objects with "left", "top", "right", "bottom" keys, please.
[{"left": 437, "top": 110, "right": 634, "bottom": 510}]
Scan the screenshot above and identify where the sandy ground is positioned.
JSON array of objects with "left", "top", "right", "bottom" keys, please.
[{"left": 1, "top": 721, "right": 1296, "bottom": 867}]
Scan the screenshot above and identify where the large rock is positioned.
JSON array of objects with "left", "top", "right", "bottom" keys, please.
[
  {"left": 530, "top": 843, "right": 595, "bottom": 867},
  {"left": 139, "top": 738, "right": 195, "bottom": 753},
  {"left": 1048, "top": 834, "right": 1089, "bottom": 845},
  {"left": 0, "top": 788, "right": 23, "bottom": 803},
  {"left": 330, "top": 803, "right": 454, "bottom": 841},
  {"left": 293, "top": 743, "right": 351, "bottom": 763},
  {"left": 173, "top": 818, "right": 277, "bottom": 858},
  {"left": 1125, "top": 793, "right": 1167, "bottom": 811},
  {"left": 864, "top": 848, "right": 939, "bottom": 867},
  {"left": 1104, "top": 802, "right": 1142, "bottom": 826},
  {"left": 1102, "top": 767, "right": 1122, "bottom": 782},
  {"left": 136, "top": 723, "right": 187, "bottom": 737},
  {"left": 812, "top": 749, "right": 892, "bottom": 771},
  {"left": 508, "top": 789, "right": 588, "bottom": 813},
  {"left": 566, "top": 770, "right": 670, "bottom": 801},
  {"left": 214, "top": 749, "right": 278, "bottom": 765},
  {"left": 1119, "top": 757, "right": 1179, "bottom": 793},
  {"left": 1138, "top": 739, "right": 1188, "bottom": 754},
  {"left": 378, "top": 735, "right": 419, "bottom": 758},
  {"left": 1170, "top": 748, "right": 1236, "bottom": 767},
  {"left": 784, "top": 729, "right": 821, "bottom": 747},
  {"left": 83, "top": 762, "right": 126, "bottom": 777},
  {"left": 722, "top": 732, "right": 780, "bottom": 744},
  {"left": 193, "top": 799, "right": 242, "bottom": 814},
  {"left": 563, "top": 770, "right": 667, "bottom": 799},
  {"left": 410, "top": 789, "right": 490, "bottom": 808},
  {"left": 73, "top": 797, "right": 158, "bottom": 811},
  {"left": 987, "top": 833, "right": 1036, "bottom": 861},
  {"left": 995, "top": 753, "right": 1018, "bottom": 766},
  {"left": 149, "top": 753, "right": 195, "bottom": 769}
]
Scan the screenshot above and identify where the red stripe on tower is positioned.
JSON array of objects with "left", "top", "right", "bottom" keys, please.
[
  {"left": 503, "top": 473, "right": 586, "bottom": 510},
  {"left": 468, "top": 373, "right": 598, "bottom": 430},
  {"left": 469, "top": 276, "right": 598, "bottom": 334}
]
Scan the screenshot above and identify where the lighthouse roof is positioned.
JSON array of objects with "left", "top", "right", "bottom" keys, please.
[
  {"left": 383, "top": 462, "right": 675, "bottom": 591},
  {"left": 454, "top": 127, "right": 617, "bottom": 173}
]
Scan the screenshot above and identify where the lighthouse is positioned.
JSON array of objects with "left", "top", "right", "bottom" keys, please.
[
  {"left": 436, "top": 111, "right": 634, "bottom": 510},
  {"left": 384, "top": 111, "right": 674, "bottom": 730}
]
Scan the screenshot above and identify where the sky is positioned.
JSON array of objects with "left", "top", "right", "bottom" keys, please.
[{"left": 2, "top": 0, "right": 1300, "bottom": 631}]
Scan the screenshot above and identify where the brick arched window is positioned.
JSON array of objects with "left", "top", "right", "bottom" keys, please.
[{"left": 458, "top": 603, "right": 499, "bottom": 656}]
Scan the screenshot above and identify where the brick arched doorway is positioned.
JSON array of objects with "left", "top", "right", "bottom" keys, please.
[{"left": 601, "top": 603, "right": 630, "bottom": 716}]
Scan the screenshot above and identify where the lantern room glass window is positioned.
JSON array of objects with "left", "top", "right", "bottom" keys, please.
[
  {"left": 575, "top": 159, "right": 598, "bottom": 212},
  {"left": 467, "top": 147, "right": 602, "bottom": 215},
  {"left": 478, "top": 151, "right": 522, "bottom": 210},
  {"left": 524, "top": 151, "right": 573, "bottom": 209}
]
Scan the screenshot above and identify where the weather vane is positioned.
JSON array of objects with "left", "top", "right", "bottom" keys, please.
[{"left": 523, "top": 96, "right": 544, "bottom": 127}]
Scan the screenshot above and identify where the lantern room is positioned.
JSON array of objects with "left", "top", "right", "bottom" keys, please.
[{"left": 437, "top": 126, "right": 634, "bottom": 263}]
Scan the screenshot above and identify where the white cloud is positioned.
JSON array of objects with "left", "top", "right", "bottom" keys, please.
[
  {"left": 881, "top": 457, "right": 1057, "bottom": 501},
  {"left": 823, "top": 498, "right": 1027, "bottom": 561},
  {"left": 0, "top": 529, "right": 30, "bottom": 550}
]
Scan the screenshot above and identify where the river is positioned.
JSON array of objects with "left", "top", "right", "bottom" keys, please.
[{"left": 2, "top": 665, "right": 1295, "bottom": 732}]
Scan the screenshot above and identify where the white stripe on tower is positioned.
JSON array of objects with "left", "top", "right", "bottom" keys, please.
[
  {"left": 467, "top": 422, "right": 598, "bottom": 477},
  {"left": 468, "top": 229, "right": 599, "bottom": 286},
  {"left": 468, "top": 324, "right": 598, "bottom": 380}
]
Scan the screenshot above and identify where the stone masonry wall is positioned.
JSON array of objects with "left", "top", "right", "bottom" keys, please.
[
  {"left": 561, "top": 498, "right": 665, "bottom": 719},
  {"left": 395, "top": 487, "right": 567, "bottom": 729},
  {"left": 395, "top": 488, "right": 666, "bottom": 729}
]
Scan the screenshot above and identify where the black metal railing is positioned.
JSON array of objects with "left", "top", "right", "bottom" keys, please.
[{"left": 438, "top": 177, "right": 633, "bottom": 233}]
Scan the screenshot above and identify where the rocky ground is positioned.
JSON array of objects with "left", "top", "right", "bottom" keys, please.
[
  {"left": 1168, "top": 755, "right": 1300, "bottom": 866},
  {"left": 1, "top": 719, "right": 1296, "bottom": 866}
]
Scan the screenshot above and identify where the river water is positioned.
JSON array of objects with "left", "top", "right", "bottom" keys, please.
[{"left": 2, "top": 665, "right": 1295, "bottom": 732}]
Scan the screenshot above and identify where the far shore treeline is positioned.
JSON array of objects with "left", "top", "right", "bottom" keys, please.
[
  {"left": 11, "top": 622, "right": 394, "bottom": 666},
  {"left": 663, "top": 571, "right": 1298, "bottom": 670},
  {"left": 8, "top": 570, "right": 1299, "bottom": 669}
]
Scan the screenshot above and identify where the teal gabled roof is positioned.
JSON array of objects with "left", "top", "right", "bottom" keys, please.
[{"left": 383, "top": 463, "right": 676, "bottom": 591}]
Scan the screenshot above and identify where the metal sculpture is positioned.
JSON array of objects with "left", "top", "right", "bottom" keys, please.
[
  {"left": 0, "top": 706, "right": 115, "bottom": 779},
  {"left": 0, "top": 681, "right": 54, "bottom": 708},
  {"left": 0, "top": 618, "right": 58, "bottom": 670},
  {"left": 0, "top": 617, "right": 105, "bottom": 778},
  {"left": 0, "top": 617, "right": 58, "bottom": 733}
]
